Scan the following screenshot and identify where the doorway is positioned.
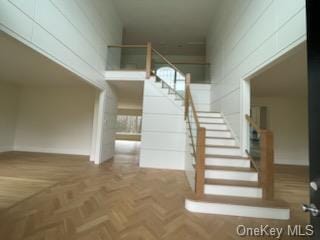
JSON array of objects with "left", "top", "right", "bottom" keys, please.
[{"left": 242, "top": 42, "right": 310, "bottom": 225}]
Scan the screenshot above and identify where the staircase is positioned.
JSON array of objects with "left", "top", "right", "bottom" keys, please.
[
  {"left": 106, "top": 42, "right": 290, "bottom": 220},
  {"left": 185, "top": 110, "right": 290, "bottom": 220}
]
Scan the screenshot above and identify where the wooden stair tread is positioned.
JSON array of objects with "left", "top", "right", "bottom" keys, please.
[
  {"left": 205, "top": 166, "right": 256, "bottom": 172},
  {"left": 205, "top": 179, "right": 260, "bottom": 188},
  {"left": 197, "top": 111, "right": 221, "bottom": 113},
  {"left": 188, "top": 194, "right": 289, "bottom": 209},
  {"left": 205, "top": 145, "right": 239, "bottom": 149},
  {"left": 190, "top": 144, "right": 239, "bottom": 149},
  {"left": 206, "top": 136, "right": 234, "bottom": 140},
  {"left": 206, "top": 129, "right": 230, "bottom": 132},
  {"left": 198, "top": 116, "right": 223, "bottom": 119},
  {"left": 200, "top": 122, "right": 226, "bottom": 125},
  {"left": 205, "top": 154, "right": 249, "bottom": 160}
]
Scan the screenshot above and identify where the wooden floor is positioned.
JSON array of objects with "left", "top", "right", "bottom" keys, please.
[{"left": 0, "top": 141, "right": 309, "bottom": 240}]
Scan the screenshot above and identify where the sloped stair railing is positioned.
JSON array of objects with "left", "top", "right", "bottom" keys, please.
[
  {"left": 107, "top": 42, "right": 275, "bottom": 201},
  {"left": 245, "top": 115, "right": 274, "bottom": 200}
]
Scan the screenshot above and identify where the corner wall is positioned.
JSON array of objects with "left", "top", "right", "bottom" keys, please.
[
  {"left": 207, "top": 0, "right": 306, "bottom": 145},
  {"left": 0, "top": 82, "right": 19, "bottom": 152}
]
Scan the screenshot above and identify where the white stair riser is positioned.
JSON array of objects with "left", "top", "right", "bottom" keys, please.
[
  {"left": 206, "top": 158, "right": 251, "bottom": 168},
  {"left": 198, "top": 118, "right": 224, "bottom": 124},
  {"left": 206, "top": 147, "right": 242, "bottom": 156},
  {"left": 206, "top": 131, "right": 232, "bottom": 138},
  {"left": 204, "top": 185, "right": 262, "bottom": 198},
  {"left": 201, "top": 124, "right": 228, "bottom": 130},
  {"left": 205, "top": 170, "right": 258, "bottom": 181},
  {"left": 206, "top": 138, "right": 236, "bottom": 146},
  {"left": 185, "top": 200, "right": 290, "bottom": 220},
  {"left": 198, "top": 113, "right": 222, "bottom": 118}
]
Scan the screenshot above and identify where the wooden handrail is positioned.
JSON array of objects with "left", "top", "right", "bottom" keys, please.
[
  {"left": 184, "top": 74, "right": 191, "bottom": 119},
  {"left": 195, "top": 127, "right": 206, "bottom": 198},
  {"left": 152, "top": 48, "right": 185, "bottom": 77},
  {"left": 245, "top": 114, "right": 274, "bottom": 200},
  {"left": 245, "top": 114, "right": 262, "bottom": 133},
  {"left": 184, "top": 74, "right": 206, "bottom": 198},
  {"left": 146, "top": 42, "right": 152, "bottom": 78},
  {"left": 187, "top": 88, "right": 201, "bottom": 129},
  {"left": 108, "top": 44, "right": 147, "bottom": 48},
  {"left": 260, "top": 130, "right": 274, "bottom": 200}
]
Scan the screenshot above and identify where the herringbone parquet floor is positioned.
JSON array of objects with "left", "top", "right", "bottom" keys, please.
[{"left": 0, "top": 141, "right": 309, "bottom": 240}]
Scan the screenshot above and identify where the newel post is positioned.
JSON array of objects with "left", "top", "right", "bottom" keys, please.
[
  {"left": 185, "top": 73, "right": 191, "bottom": 119},
  {"left": 195, "top": 127, "right": 206, "bottom": 198},
  {"left": 260, "top": 130, "right": 274, "bottom": 200},
  {"left": 146, "top": 42, "right": 152, "bottom": 79}
]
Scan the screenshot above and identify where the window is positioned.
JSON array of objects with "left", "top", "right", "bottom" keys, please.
[
  {"left": 156, "top": 67, "right": 185, "bottom": 91},
  {"left": 116, "top": 115, "right": 142, "bottom": 134}
]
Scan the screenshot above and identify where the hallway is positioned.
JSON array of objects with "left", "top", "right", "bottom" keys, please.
[{"left": 0, "top": 141, "right": 309, "bottom": 239}]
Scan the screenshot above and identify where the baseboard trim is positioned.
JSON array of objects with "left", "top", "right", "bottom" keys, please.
[
  {"left": 13, "top": 146, "right": 89, "bottom": 156},
  {"left": 0, "top": 146, "right": 14, "bottom": 153}
]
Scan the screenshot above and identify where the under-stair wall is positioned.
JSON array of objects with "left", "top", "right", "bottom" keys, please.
[{"left": 140, "top": 78, "right": 186, "bottom": 170}]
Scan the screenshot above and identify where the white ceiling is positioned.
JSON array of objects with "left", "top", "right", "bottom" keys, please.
[
  {"left": 112, "top": 0, "right": 218, "bottom": 55},
  {"left": 251, "top": 43, "right": 308, "bottom": 98},
  {"left": 0, "top": 31, "right": 91, "bottom": 87},
  {"left": 109, "top": 81, "right": 144, "bottom": 108}
]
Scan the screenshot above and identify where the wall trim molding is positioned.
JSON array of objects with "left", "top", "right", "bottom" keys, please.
[
  {"left": 13, "top": 146, "right": 89, "bottom": 156},
  {"left": 0, "top": 146, "right": 14, "bottom": 153}
]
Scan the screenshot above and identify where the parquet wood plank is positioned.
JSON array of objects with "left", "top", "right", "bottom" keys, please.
[{"left": 0, "top": 142, "right": 310, "bottom": 240}]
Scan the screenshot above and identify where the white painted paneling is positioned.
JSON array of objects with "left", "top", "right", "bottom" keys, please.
[
  {"left": 0, "top": 0, "right": 123, "bottom": 89},
  {"left": 141, "top": 132, "right": 186, "bottom": 152},
  {"left": 190, "top": 83, "right": 211, "bottom": 111},
  {"left": 105, "top": 71, "right": 147, "bottom": 81},
  {"left": 9, "top": 0, "right": 36, "bottom": 18},
  {"left": 143, "top": 96, "right": 183, "bottom": 115},
  {"left": 140, "top": 149, "right": 185, "bottom": 170},
  {"left": 142, "top": 114, "right": 185, "bottom": 133},
  {"left": 0, "top": 0, "right": 34, "bottom": 41},
  {"left": 140, "top": 79, "right": 186, "bottom": 170},
  {"left": 207, "top": 0, "right": 307, "bottom": 153},
  {"left": 99, "top": 83, "right": 118, "bottom": 163}
]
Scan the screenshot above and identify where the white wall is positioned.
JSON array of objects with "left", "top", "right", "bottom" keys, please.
[
  {"left": 190, "top": 84, "right": 211, "bottom": 112},
  {"left": 99, "top": 83, "right": 118, "bottom": 162},
  {"left": 13, "top": 86, "right": 96, "bottom": 155},
  {"left": 0, "top": 0, "right": 123, "bottom": 162},
  {"left": 207, "top": 0, "right": 306, "bottom": 146},
  {"left": 0, "top": 82, "right": 19, "bottom": 152},
  {"left": 140, "top": 79, "right": 186, "bottom": 170},
  {"left": 0, "top": 0, "right": 123, "bottom": 89},
  {"left": 252, "top": 97, "right": 308, "bottom": 166}
]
